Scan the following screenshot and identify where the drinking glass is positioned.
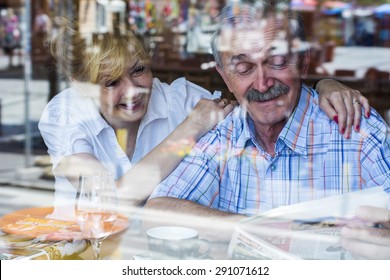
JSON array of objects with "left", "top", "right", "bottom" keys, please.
[{"left": 76, "top": 173, "right": 117, "bottom": 260}]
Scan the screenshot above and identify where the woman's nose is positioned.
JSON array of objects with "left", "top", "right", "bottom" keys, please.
[{"left": 123, "top": 78, "right": 139, "bottom": 98}]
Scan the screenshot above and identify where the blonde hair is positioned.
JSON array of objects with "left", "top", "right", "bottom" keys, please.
[{"left": 50, "top": 17, "right": 151, "bottom": 84}]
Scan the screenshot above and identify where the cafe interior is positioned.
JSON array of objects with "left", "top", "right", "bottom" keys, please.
[{"left": 0, "top": 0, "right": 389, "bottom": 260}]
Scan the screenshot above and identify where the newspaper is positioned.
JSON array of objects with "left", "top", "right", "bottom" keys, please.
[
  {"left": 0, "top": 246, "right": 50, "bottom": 260},
  {"left": 0, "top": 230, "right": 88, "bottom": 260},
  {"left": 228, "top": 187, "right": 389, "bottom": 260}
]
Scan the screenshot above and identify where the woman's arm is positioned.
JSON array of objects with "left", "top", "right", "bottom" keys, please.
[
  {"left": 54, "top": 98, "right": 233, "bottom": 205},
  {"left": 316, "top": 78, "right": 370, "bottom": 139},
  {"left": 117, "top": 98, "right": 234, "bottom": 203}
]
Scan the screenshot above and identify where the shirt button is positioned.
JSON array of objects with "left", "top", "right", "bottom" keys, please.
[
  {"left": 271, "top": 164, "right": 276, "bottom": 171},
  {"left": 287, "top": 149, "right": 292, "bottom": 155}
]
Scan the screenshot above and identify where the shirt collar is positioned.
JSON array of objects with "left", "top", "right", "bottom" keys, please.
[
  {"left": 140, "top": 78, "right": 169, "bottom": 127},
  {"left": 232, "top": 107, "right": 256, "bottom": 156},
  {"left": 278, "top": 84, "right": 317, "bottom": 156}
]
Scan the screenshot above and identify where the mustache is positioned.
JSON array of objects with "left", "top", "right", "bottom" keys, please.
[{"left": 244, "top": 83, "right": 289, "bottom": 102}]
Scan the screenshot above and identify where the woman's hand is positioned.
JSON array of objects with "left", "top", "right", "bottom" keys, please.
[
  {"left": 316, "top": 79, "right": 370, "bottom": 139},
  {"left": 340, "top": 206, "right": 390, "bottom": 259},
  {"left": 185, "top": 98, "right": 235, "bottom": 139}
]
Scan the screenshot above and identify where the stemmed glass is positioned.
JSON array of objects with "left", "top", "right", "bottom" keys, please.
[{"left": 76, "top": 172, "right": 118, "bottom": 260}]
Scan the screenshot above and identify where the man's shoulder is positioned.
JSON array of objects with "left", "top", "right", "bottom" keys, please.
[
  {"left": 360, "top": 109, "right": 389, "bottom": 141},
  {"left": 217, "top": 106, "right": 246, "bottom": 129},
  {"left": 201, "top": 106, "right": 247, "bottom": 144},
  {"left": 304, "top": 89, "right": 337, "bottom": 125},
  {"left": 310, "top": 103, "right": 389, "bottom": 142}
]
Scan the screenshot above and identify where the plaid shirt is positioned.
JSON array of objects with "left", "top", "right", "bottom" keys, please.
[{"left": 150, "top": 85, "right": 390, "bottom": 215}]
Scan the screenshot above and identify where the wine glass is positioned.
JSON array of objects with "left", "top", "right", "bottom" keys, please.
[{"left": 76, "top": 172, "right": 118, "bottom": 260}]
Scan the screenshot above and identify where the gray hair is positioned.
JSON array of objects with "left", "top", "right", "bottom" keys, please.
[{"left": 210, "top": 0, "right": 304, "bottom": 68}]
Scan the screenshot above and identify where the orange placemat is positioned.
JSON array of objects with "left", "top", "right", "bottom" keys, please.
[{"left": 0, "top": 206, "right": 129, "bottom": 241}]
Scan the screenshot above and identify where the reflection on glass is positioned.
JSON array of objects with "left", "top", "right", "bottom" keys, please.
[{"left": 76, "top": 173, "right": 117, "bottom": 260}]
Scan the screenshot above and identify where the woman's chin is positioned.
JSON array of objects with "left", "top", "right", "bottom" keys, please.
[{"left": 119, "top": 109, "right": 146, "bottom": 123}]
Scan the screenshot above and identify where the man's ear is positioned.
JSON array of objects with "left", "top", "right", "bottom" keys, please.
[
  {"left": 300, "top": 51, "right": 310, "bottom": 79},
  {"left": 216, "top": 65, "right": 234, "bottom": 93}
]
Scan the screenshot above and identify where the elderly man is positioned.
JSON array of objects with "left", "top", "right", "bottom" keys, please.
[{"left": 146, "top": 0, "right": 390, "bottom": 258}]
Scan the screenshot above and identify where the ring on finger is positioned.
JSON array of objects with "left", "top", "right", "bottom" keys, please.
[{"left": 353, "top": 98, "right": 361, "bottom": 106}]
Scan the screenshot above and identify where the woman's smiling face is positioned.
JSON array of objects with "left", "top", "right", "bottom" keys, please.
[{"left": 99, "top": 59, "right": 153, "bottom": 127}]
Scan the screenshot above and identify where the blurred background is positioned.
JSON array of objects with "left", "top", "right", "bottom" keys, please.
[{"left": 0, "top": 0, "right": 389, "bottom": 171}]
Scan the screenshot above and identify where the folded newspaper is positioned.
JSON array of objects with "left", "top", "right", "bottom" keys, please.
[
  {"left": 228, "top": 187, "right": 389, "bottom": 260},
  {"left": 0, "top": 231, "right": 88, "bottom": 260}
]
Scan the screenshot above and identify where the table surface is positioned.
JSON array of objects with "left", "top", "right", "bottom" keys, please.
[{"left": 0, "top": 202, "right": 233, "bottom": 260}]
